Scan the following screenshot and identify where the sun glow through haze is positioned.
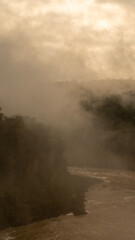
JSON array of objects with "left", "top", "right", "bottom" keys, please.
[{"left": 0, "top": 0, "right": 134, "bottom": 80}]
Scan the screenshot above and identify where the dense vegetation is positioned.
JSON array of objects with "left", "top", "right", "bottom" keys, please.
[
  {"left": 0, "top": 108, "right": 87, "bottom": 229},
  {"left": 2, "top": 87, "right": 135, "bottom": 229},
  {"left": 81, "top": 92, "right": 135, "bottom": 170}
]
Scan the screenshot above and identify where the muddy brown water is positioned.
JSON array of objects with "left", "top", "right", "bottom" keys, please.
[{"left": 0, "top": 167, "right": 135, "bottom": 240}]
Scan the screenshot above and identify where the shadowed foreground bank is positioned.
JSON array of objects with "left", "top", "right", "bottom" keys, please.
[
  {"left": 0, "top": 109, "right": 100, "bottom": 230},
  {"left": 0, "top": 168, "right": 135, "bottom": 240}
]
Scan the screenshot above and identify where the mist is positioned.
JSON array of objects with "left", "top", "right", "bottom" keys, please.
[
  {"left": 1, "top": 1, "right": 135, "bottom": 236},
  {"left": 1, "top": 25, "right": 135, "bottom": 170}
]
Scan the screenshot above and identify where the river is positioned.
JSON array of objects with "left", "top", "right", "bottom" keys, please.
[{"left": 0, "top": 167, "right": 135, "bottom": 240}]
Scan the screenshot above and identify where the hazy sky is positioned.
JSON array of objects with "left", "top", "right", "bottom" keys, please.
[{"left": 0, "top": 0, "right": 135, "bottom": 82}]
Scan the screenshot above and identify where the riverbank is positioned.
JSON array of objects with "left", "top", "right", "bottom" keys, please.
[{"left": 1, "top": 168, "right": 135, "bottom": 240}]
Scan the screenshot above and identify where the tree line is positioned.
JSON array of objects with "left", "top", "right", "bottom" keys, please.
[
  {"left": 81, "top": 92, "right": 135, "bottom": 170},
  {"left": 0, "top": 108, "right": 86, "bottom": 229}
]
